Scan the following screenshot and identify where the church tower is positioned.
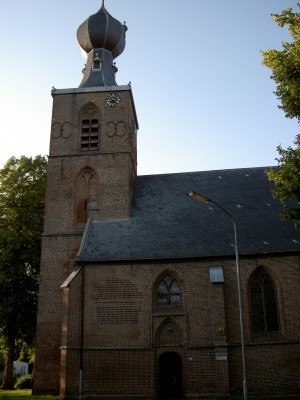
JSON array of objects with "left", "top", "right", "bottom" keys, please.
[{"left": 33, "top": 2, "right": 137, "bottom": 394}]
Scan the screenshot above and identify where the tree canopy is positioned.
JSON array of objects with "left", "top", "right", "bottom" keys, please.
[
  {"left": 261, "top": 3, "right": 300, "bottom": 228},
  {"left": 0, "top": 155, "right": 47, "bottom": 389},
  {"left": 267, "top": 136, "right": 300, "bottom": 226}
]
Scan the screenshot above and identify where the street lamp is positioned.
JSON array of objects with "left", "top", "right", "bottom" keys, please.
[{"left": 188, "top": 191, "right": 248, "bottom": 400}]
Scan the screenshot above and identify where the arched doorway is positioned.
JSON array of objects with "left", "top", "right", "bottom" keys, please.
[{"left": 159, "top": 352, "right": 183, "bottom": 399}]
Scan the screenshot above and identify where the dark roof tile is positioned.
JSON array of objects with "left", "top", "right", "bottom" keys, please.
[{"left": 78, "top": 167, "right": 300, "bottom": 262}]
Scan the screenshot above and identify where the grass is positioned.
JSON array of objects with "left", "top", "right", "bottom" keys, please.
[
  {"left": 0, "top": 390, "right": 58, "bottom": 399},
  {"left": 0, "top": 391, "right": 299, "bottom": 400}
]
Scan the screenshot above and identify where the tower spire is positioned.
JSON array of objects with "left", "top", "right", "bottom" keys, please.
[{"left": 77, "top": 1, "right": 127, "bottom": 87}]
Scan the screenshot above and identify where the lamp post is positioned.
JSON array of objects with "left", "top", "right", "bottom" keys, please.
[{"left": 188, "top": 191, "right": 248, "bottom": 400}]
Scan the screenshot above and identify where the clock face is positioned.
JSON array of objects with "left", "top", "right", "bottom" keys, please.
[{"left": 105, "top": 93, "right": 121, "bottom": 107}]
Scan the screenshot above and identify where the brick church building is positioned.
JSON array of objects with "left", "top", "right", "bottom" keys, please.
[{"left": 33, "top": 3, "right": 300, "bottom": 399}]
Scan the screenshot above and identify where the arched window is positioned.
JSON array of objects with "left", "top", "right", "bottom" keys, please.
[
  {"left": 81, "top": 106, "right": 99, "bottom": 151},
  {"left": 76, "top": 168, "right": 98, "bottom": 225},
  {"left": 156, "top": 275, "right": 181, "bottom": 305},
  {"left": 250, "top": 268, "right": 279, "bottom": 333}
]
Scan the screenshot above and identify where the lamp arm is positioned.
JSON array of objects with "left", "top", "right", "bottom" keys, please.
[{"left": 210, "top": 199, "right": 234, "bottom": 221}]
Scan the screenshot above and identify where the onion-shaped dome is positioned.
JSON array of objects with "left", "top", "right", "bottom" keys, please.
[
  {"left": 76, "top": 2, "right": 127, "bottom": 87},
  {"left": 77, "top": 2, "right": 127, "bottom": 59}
]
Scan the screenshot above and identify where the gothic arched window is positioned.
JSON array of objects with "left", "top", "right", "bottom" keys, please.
[
  {"left": 250, "top": 268, "right": 280, "bottom": 333},
  {"left": 156, "top": 275, "right": 182, "bottom": 305},
  {"left": 76, "top": 168, "right": 98, "bottom": 225},
  {"left": 81, "top": 106, "right": 99, "bottom": 151}
]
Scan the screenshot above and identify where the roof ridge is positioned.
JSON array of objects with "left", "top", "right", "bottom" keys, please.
[{"left": 137, "top": 165, "right": 276, "bottom": 178}]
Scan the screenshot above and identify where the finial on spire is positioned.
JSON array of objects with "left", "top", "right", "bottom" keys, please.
[{"left": 102, "top": 0, "right": 105, "bottom": 7}]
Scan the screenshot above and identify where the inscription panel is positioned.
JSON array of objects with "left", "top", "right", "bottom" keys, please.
[{"left": 84, "top": 269, "right": 151, "bottom": 347}]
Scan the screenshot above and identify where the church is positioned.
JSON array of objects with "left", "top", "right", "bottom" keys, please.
[{"left": 33, "top": 3, "right": 300, "bottom": 399}]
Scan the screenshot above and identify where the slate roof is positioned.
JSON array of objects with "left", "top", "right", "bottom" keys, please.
[{"left": 77, "top": 167, "right": 300, "bottom": 262}]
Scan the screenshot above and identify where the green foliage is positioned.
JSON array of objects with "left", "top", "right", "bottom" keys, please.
[
  {"left": 267, "top": 135, "right": 300, "bottom": 227},
  {"left": 0, "top": 155, "right": 47, "bottom": 388},
  {"left": 261, "top": 3, "right": 300, "bottom": 120},
  {"left": 14, "top": 375, "right": 32, "bottom": 390},
  {"left": 261, "top": 3, "right": 300, "bottom": 227},
  {"left": 15, "top": 340, "right": 35, "bottom": 365}
]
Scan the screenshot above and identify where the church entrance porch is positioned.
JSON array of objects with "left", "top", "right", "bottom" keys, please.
[{"left": 158, "top": 352, "right": 183, "bottom": 399}]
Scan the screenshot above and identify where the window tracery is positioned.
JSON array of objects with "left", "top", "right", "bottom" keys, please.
[{"left": 156, "top": 275, "right": 182, "bottom": 305}]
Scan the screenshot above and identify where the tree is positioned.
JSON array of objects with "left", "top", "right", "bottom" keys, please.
[
  {"left": 267, "top": 136, "right": 300, "bottom": 227},
  {"left": 0, "top": 155, "right": 47, "bottom": 389},
  {"left": 261, "top": 3, "right": 300, "bottom": 227}
]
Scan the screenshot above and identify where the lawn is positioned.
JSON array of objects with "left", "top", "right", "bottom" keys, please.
[
  {"left": 0, "top": 392, "right": 299, "bottom": 400},
  {"left": 0, "top": 390, "right": 58, "bottom": 399}
]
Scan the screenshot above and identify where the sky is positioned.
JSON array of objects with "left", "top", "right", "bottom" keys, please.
[{"left": 0, "top": 0, "right": 299, "bottom": 175}]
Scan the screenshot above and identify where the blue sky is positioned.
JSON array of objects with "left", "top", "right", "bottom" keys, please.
[{"left": 0, "top": 0, "right": 299, "bottom": 175}]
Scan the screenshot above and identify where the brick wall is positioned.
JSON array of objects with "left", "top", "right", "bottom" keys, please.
[
  {"left": 59, "top": 256, "right": 300, "bottom": 398},
  {"left": 33, "top": 85, "right": 300, "bottom": 398},
  {"left": 33, "top": 87, "right": 138, "bottom": 395},
  {"left": 33, "top": 235, "right": 82, "bottom": 395}
]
